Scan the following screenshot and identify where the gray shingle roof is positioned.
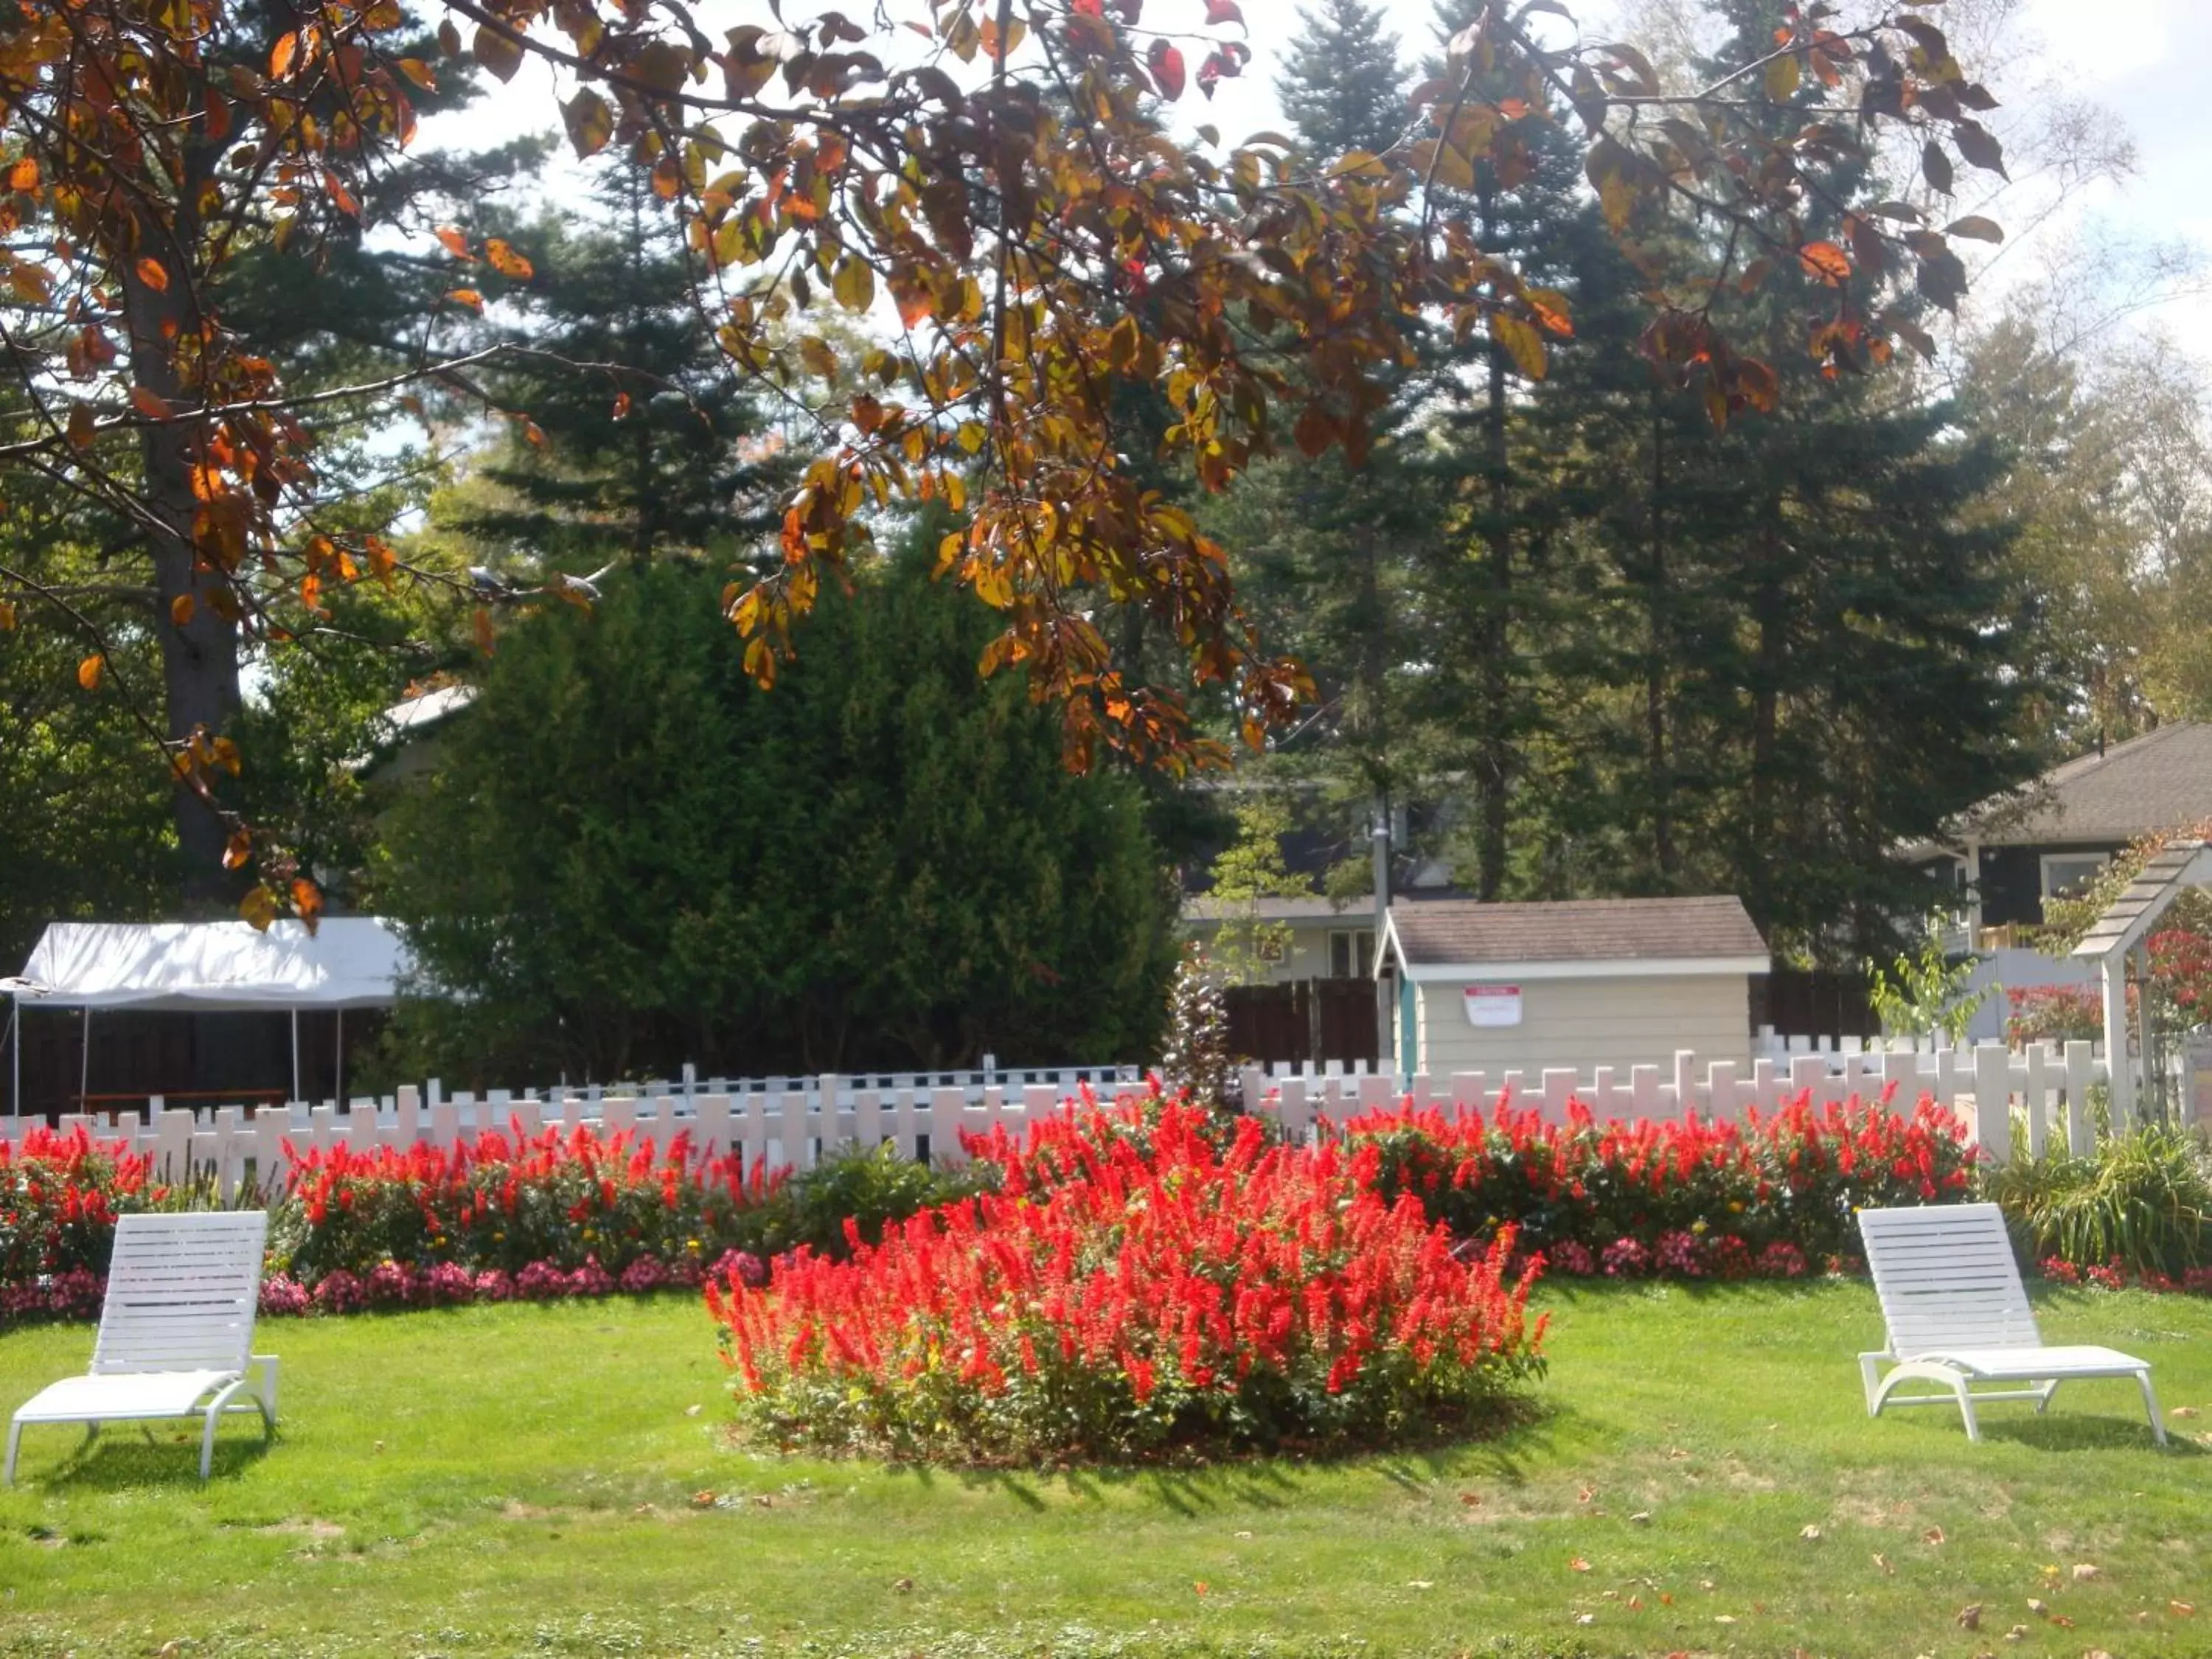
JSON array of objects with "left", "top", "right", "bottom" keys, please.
[
  {"left": 1387, "top": 896, "right": 1767, "bottom": 967},
  {"left": 1964, "top": 722, "right": 2212, "bottom": 846}
]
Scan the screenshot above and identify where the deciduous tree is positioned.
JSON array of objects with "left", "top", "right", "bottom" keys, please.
[{"left": 0, "top": 0, "right": 2015, "bottom": 917}]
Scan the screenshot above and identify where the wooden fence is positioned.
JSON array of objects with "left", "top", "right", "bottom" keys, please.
[{"left": 0, "top": 1041, "right": 2116, "bottom": 1200}]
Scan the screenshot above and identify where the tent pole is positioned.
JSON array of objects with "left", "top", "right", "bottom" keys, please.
[
  {"left": 79, "top": 1007, "right": 90, "bottom": 1112},
  {"left": 291, "top": 1006, "right": 301, "bottom": 1105},
  {"left": 335, "top": 1006, "right": 344, "bottom": 1106},
  {"left": 7, "top": 996, "right": 18, "bottom": 1119}
]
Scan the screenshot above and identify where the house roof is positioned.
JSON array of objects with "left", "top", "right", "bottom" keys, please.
[
  {"left": 1953, "top": 723, "right": 2212, "bottom": 848},
  {"left": 1381, "top": 896, "right": 1768, "bottom": 982},
  {"left": 1183, "top": 894, "right": 1371, "bottom": 925}
]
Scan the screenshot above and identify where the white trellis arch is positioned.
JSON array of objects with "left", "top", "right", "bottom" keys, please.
[{"left": 2070, "top": 837, "right": 2212, "bottom": 1126}]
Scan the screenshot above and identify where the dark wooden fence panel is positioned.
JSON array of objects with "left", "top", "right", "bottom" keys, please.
[
  {"left": 1223, "top": 979, "right": 1381, "bottom": 1070},
  {"left": 1750, "top": 970, "right": 1879, "bottom": 1043}
]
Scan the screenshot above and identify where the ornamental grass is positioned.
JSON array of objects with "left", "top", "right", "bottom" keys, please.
[{"left": 707, "top": 1101, "right": 1546, "bottom": 1464}]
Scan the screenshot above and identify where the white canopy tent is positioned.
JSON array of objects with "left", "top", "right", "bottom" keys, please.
[{"left": 4, "top": 919, "right": 407, "bottom": 1114}]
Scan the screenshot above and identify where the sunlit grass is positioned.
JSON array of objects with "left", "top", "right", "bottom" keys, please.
[{"left": 1, "top": 1280, "right": 2208, "bottom": 1657}]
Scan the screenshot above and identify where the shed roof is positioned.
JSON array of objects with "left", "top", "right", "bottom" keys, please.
[
  {"left": 1182, "top": 894, "right": 1371, "bottom": 925},
  {"left": 1382, "top": 897, "right": 1768, "bottom": 982},
  {"left": 1955, "top": 723, "right": 2212, "bottom": 847}
]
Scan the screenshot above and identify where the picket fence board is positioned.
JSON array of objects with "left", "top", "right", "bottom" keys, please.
[{"left": 0, "top": 1041, "right": 2113, "bottom": 1192}]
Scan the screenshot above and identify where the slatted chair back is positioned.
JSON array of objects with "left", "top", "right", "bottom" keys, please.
[
  {"left": 1858, "top": 1202, "right": 2041, "bottom": 1357},
  {"left": 89, "top": 1212, "right": 268, "bottom": 1378}
]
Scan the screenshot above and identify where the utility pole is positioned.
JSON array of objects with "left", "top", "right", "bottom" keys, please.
[{"left": 1371, "top": 796, "right": 1392, "bottom": 1075}]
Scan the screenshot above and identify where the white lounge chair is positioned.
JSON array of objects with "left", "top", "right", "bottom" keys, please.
[
  {"left": 7, "top": 1211, "right": 278, "bottom": 1484},
  {"left": 1857, "top": 1202, "right": 2165, "bottom": 1445}
]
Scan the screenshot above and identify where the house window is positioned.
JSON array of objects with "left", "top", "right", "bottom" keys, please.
[
  {"left": 2040, "top": 853, "right": 2110, "bottom": 902},
  {"left": 1329, "top": 928, "right": 1375, "bottom": 979}
]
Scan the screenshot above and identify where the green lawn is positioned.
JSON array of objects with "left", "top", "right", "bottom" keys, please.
[{"left": 1, "top": 1281, "right": 2208, "bottom": 1658}]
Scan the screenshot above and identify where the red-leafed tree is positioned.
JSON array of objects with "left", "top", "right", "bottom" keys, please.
[{"left": 0, "top": 0, "right": 2012, "bottom": 921}]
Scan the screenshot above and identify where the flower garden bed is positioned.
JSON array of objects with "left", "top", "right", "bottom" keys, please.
[
  {"left": 712, "top": 1102, "right": 1546, "bottom": 1461},
  {"left": 8, "top": 1085, "right": 2212, "bottom": 1343}
]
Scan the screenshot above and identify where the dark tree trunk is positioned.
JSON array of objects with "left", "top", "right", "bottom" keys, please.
[
  {"left": 1645, "top": 396, "right": 1677, "bottom": 880},
  {"left": 121, "top": 150, "right": 243, "bottom": 913},
  {"left": 1475, "top": 254, "right": 1513, "bottom": 902}
]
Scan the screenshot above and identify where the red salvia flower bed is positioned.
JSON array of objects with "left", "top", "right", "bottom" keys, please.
[
  {"left": 1333, "top": 1088, "right": 1976, "bottom": 1269},
  {"left": 274, "top": 1123, "right": 786, "bottom": 1283},
  {"left": 708, "top": 1100, "right": 1546, "bottom": 1462}
]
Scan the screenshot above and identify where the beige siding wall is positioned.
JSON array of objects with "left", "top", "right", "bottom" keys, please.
[
  {"left": 1183, "top": 917, "right": 1378, "bottom": 985},
  {"left": 1414, "top": 973, "right": 1753, "bottom": 1077}
]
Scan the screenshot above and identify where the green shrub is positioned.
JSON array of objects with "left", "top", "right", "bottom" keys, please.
[{"left": 748, "top": 1141, "right": 987, "bottom": 1257}]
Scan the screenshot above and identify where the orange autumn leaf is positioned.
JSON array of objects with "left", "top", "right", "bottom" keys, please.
[
  {"left": 1797, "top": 240, "right": 1851, "bottom": 285},
  {"left": 76, "top": 653, "right": 104, "bottom": 691}
]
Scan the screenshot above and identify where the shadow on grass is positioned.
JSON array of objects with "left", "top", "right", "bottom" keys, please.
[
  {"left": 10, "top": 1423, "right": 276, "bottom": 1492},
  {"left": 879, "top": 1399, "right": 1573, "bottom": 1517}
]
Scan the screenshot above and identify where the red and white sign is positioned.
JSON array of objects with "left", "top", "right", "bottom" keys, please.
[{"left": 1464, "top": 984, "right": 1523, "bottom": 1028}]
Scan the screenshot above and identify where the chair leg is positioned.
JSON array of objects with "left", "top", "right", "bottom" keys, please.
[
  {"left": 200, "top": 1407, "right": 220, "bottom": 1480},
  {"left": 1954, "top": 1376, "right": 1982, "bottom": 1443},
  {"left": 1859, "top": 1353, "right": 1887, "bottom": 1416},
  {"left": 4, "top": 1419, "right": 21, "bottom": 1487},
  {"left": 2137, "top": 1371, "right": 2169, "bottom": 1447}
]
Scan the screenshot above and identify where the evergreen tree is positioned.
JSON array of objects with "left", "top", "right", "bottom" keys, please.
[
  {"left": 1413, "top": 0, "right": 1633, "bottom": 899},
  {"left": 372, "top": 524, "right": 1180, "bottom": 1083},
  {"left": 451, "top": 161, "right": 785, "bottom": 577},
  {"left": 1547, "top": 0, "right": 2045, "bottom": 959},
  {"left": 1212, "top": 0, "right": 1434, "bottom": 882},
  {"left": 1275, "top": 1, "right": 1411, "bottom": 164}
]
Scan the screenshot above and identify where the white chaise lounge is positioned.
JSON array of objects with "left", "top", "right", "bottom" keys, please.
[
  {"left": 1857, "top": 1202, "right": 2165, "bottom": 1445},
  {"left": 7, "top": 1211, "right": 278, "bottom": 1484}
]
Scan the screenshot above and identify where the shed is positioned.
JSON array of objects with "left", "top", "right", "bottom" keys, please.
[
  {"left": 1378, "top": 897, "right": 1770, "bottom": 1078},
  {"left": 3, "top": 919, "right": 407, "bottom": 1116}
]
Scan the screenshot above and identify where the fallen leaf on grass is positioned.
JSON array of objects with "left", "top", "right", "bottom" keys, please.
[
  {"left": 1629, "top": 1510, "right": 1652, "bottom": 1525},
  {"left": 1923, "top": 1525, "right": 1945, "bottom": 1545},
  {"left": 689, "top": 1491, "right": 716, "bottom": 1509},
  {"left": 2171, "top": 1405, "right": 2198, "bottom": 1419},
  {"left": 684, "top": 1404, "right": 703, "bottom": 1417},
  {"left": 1460, "top": 1492, "right": 1482, "bottom": 1507},
  {"left": 1579, "top": 1485, "right": 1596, "bottom": 1503},
  {"left": 1570, "top": 1557, "right": 1592, "bottom": 1573},
  {"left": 1193, "top": 1582, "right": 1209, "bottom": 1597},
  {"left": 1800, "top": 1524, "right": 1823, "bottom": 1541},
  {"left": 892, "top": 1577, "right": 914, "bottom": 1593},
  {"left": 1958, "top": 1604, "right": 1982, "bottom": 1630},
  {"left": 2004, "top": 1625, "right": 2028, "bottom": 1642},
  {"left": 1873, "top": 1554, "right": 1893, "bottom": 1575},
  {"left": 1627, "top": 1596, "right": 1644, "bottom": 1610},
  {"left": 2071, "top": 1563, "right": 2101, "bottom": 1582},
  {"left": 1234, "top": 1530, "right": 1253, "bottom": 1540},
  {"left": 2174, "top": 1600, "right": 2197, "bottom": 1615},
  {"left": 1700, "top": 1578, "right": 1716, "bottom": 1590},
  {"left": 1714, "top": 1614, "right": 1738, "bottom": 1624},
  {"left": 2028, "top": 1599, "right": 2048, "bottom": 1615},
  {"left": 1405, "top": 1581, "right": 1434, "bottom": 1590},
  {"left": 2050, "top": 1615, "right": 2075, "bottom": 1628},
  {"left": 1573, "top": 1614, "right": 1595, "bottom": 1627}
]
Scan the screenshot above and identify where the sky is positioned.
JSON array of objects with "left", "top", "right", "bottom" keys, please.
[{"left": 416, "top": 0, "right": 2212, "bottom": 364}]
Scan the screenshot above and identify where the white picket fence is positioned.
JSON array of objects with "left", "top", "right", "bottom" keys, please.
[{"left": 0, "top": 1041, "right": 2115, "bottom": 1200}]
